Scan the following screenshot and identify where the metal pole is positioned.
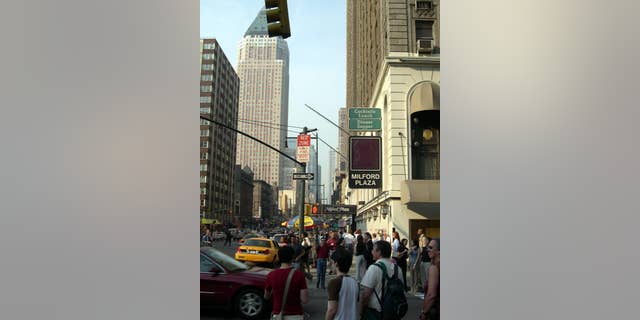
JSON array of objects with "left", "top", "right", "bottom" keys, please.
[
  {"left": 297, "top": 127, "right": 309, "bottom": 238},
  {"left": 297, "top": 163, "right": 306, "bottom": 238},
  {"left": 315, "top": 133, "right": 319, "bottom": 204}
]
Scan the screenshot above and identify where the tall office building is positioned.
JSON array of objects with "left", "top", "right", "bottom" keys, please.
[
  {"left": 235, "top": 9, "right": 290, "bottom": 188},
  {"left": 347, "top": 0, "right": 440, "bottom": 240},
  {"left": 200, "top": 38, "right": 240, "bottom": 221}
]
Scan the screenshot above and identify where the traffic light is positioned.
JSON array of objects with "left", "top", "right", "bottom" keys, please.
[
  {"left": 265, "top": 0, "right": 291, "bottom": 39},
  {"left": 311, "top": 203, "right": 319, "bottom": 215}
]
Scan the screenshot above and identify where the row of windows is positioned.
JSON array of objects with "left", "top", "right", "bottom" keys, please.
[
  {"left": 201, "top": 74, "right": 213, "bottom": 81},
  {"left": 200, "top": 96, "right": 211, "bottom": 103},
  {"left": 201, "top": 175, "right": 207, "bottom": 183},
  {"left": 200, "top": 130, "right": 210, "bottom": 137},
  {"left": 202, "top": 53, "right": 215, "bottom": 60},
  {"left": 201, "top": 85, "right": 212, "bottom": 92},
  {"left": 203, "top": 42, "right": 216, "bottom": 50},
  {"left": 200, "top": 107, "right": 211, "bottom": 114},
  {"left": 202, "top": 64, "right": 214, "bottom": 70},
  {"left": 201, "top": 141, "right": 209, "bottom": 148},
  {"left": 200, "top": 164, "right": 208, "bottom": 171}
]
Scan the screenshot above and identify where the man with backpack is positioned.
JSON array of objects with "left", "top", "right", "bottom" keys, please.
[{"left": 358, "top": 241, "right": 408, "bottom": 320}]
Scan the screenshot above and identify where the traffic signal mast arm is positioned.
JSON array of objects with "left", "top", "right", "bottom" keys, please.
[{"left": 200, "top": 114, "right": 304, "bottom": 168}]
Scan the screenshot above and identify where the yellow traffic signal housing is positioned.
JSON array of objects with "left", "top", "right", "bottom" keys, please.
[
  {"left": 265, "top": 0, "right": 291, "bottom": 38},
  {"left": 304, "top": 204, "right": 311, "bottom": 215}
]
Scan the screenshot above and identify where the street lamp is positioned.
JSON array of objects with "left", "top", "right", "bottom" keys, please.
[{"left": 381, "top": 203, "right": 389, "bottom": 219}]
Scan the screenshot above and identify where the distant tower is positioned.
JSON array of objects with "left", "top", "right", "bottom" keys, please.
[{"left": 235, "top": 8, "right": 290, "bottom": 188}]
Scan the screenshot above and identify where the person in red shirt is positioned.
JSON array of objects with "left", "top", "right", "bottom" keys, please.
[
  {"left": 315, "top": 237, "right": 330, "bottom": 289},
  {"left": 264, "top": 246, "right": 308, "bottom": 319},
  {"left": 327, "top": 232, "right": 339, "bottom": 275}
]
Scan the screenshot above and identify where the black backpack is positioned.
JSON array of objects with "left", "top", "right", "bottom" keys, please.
[{"left": 373, "top": 262, "right": 408, "bottom": 320}]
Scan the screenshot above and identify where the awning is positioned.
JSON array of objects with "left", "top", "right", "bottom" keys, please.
[{"left": 409, "top": 81, "right": 440, "bottom": 113}]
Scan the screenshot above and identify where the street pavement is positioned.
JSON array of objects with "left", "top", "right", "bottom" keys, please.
[{"left": 201, "top": 241, "right": 424, "bottom": 320}]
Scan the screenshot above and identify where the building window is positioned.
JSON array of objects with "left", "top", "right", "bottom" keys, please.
[
  {"left": 200, "top": 175, "right": 207, "bottom": 183},
  {"left": 202, "top": 53, "right": 215, "bottom": 60},
  {"left": 415, "top": 20, "right": 434, "bottom": 40},
  {"left": 201, "top": 74, "right": 213, "bottom": 81},
  {"left": 201, "top": 130, "right": 210, "bottom": 137},
  {"left": 200, "top": 164, "right": 208, "bottom": 171},
  {"left": 200, "top": 96, "right": 211, "bottom": 103},
  {"left": 200, "top": 199, "right": 206, "bottom": 207},
  {"left": 200, "top": 141, "right": 209, "bottom": 148},
  {"left": 201, "top": 64, "right": 214, "bottom": 71},
  {"left": 200, "top": 119, "right": 210, "bottom": 125},
  {"left": 201, "top": 188, "right": 207, "bottom": 195},
  {"left": 200, "top": 152, "right": 209, "bottom": 160},
  {"left": 203, "top": 42, "right": 215, "bottom": 50},
  {"left": 200, "top": 107, "right": 211, "bottom": 114},
  {"left": 200, "top": 85, "right": 213, "bottom": 92}
]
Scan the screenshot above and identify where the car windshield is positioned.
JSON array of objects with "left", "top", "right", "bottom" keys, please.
[
  {"left": 201, "top": 247, "right": 248, "bottom": 272},
  {"left": 244, "top": 234, "right": 258, "bottom": 239},
  {"left": 245, "top": 239, "right": 270, "bottom": 247}
]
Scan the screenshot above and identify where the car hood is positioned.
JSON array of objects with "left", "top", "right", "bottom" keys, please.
[{"left": 242, "top": 266, "right": 271, "bottom": 277}]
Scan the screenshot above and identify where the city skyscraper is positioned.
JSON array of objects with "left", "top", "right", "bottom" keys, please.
[
  {"left": 200, "top": 39, "right": 240, "bottom": 221},
  {"left": 235, "top": 9, "right": 290, "bottom": 188}
]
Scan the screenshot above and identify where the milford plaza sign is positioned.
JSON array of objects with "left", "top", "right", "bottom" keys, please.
[{"left": 348, "top": 136, "right": 382, "bottom": 189}]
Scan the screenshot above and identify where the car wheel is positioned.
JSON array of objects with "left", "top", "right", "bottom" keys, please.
[{"left": 235, "top": 288, "right": 265, "bottom": 320}]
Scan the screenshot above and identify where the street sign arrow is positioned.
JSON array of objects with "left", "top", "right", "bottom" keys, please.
[{"left": 292, "top": 173, "right": 314, "bottom": 180}]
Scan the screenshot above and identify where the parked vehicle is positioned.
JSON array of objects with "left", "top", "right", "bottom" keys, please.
[
  {"left": 235, "top": 238, "right": 280, "bottom": 267},
  {"left": 200, "top": 247, "right": 270, "bottom": 319}
]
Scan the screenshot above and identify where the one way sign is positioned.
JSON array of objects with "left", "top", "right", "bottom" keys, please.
[{"left": 292, "top": 173, "right": 314, "bottom": 180}]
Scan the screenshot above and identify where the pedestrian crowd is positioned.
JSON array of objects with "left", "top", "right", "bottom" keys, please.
[{"left": 204, "top": 226, "right": 440, "bottom": 320}]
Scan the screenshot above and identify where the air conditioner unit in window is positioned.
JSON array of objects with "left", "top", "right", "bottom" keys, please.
[
  {"left": 417, "top": 39, "right": 434, "bottom": 54},
  {"left": 416, "top": 0, "right": 434, "bottom": 10}
]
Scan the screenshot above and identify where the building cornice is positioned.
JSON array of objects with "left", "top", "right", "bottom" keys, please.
[{"left": 368, "top": 55, "right": 440, "bottom": 108}]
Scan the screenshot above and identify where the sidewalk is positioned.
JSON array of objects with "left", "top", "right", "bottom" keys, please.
[{"left": 305, "top": 256, "right": 424, "bottom": 319}]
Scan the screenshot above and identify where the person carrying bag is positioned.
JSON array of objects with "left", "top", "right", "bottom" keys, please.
[{"left": 272, "top": 268, "right": 296, "bottom": 320}]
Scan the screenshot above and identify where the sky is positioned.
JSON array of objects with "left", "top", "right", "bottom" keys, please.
[{"left": 201, "top": 0, "right": 347, "bottom": 202}]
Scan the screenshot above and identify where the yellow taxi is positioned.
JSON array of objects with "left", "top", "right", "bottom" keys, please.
[{"left": 235, "top": 238, "right": 280, "bottom": 267}]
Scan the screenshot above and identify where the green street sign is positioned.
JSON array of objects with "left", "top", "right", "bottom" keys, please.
[
  {"left": 349, "top": 108, "right": 381, "bottom": 119},
  {"left": 349, "top": 118, "right": 381, "bottom": 131}
]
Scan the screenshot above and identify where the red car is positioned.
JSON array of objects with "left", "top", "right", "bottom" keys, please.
[{"left": 200, "top": 247, "right": 271, "bottom": 319}]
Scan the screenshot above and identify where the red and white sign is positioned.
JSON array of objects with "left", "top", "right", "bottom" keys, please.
[
  {"left": 297, "top": 134, "right": 311, "bottom": 147},
  {"left": 296, "top": 146, "right": 310, "bottom": 163},
  {"left": 296, "top": 134, "right": 311, "bottom": 163}
]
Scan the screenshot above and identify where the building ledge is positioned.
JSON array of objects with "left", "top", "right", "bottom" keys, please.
[{"left": 401, "top": 180, "right": 440, "bottom": 219}]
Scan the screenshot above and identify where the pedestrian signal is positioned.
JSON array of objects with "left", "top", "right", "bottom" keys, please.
[{"left": 311, "top": 203, "right": 319, "bottom": 215}]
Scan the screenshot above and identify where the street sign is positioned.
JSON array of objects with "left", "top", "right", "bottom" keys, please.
[
  {"left": 320, "top": 204, "right": 357, "bottom": 215},
  {"left": 297, "top": 134, "right": 311, "bottom": 146},
  {"left": 296, "top": 146, "right": 310, "bottom": 163},
  {"left": 349, "top": 108, "right": 381, "bottom": 119},
  {"left": 349, "top": 136, "right": 382, "bottom": 188},
  {"left": 292, "top": 172, "right": 314, "bottom": 180},
  {"left": 349, "top": 108, "right": 381, "bottom": 131},
  {"left": 296, "top": 133, "right": 311, "bottom": 162},
  {"left": 349, "top": 118, "right": 381, "bottom": 131}
]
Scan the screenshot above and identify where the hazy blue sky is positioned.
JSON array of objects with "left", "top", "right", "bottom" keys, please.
[{"left": 201, "top": 0, "right": 347, "bottom": 201}]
